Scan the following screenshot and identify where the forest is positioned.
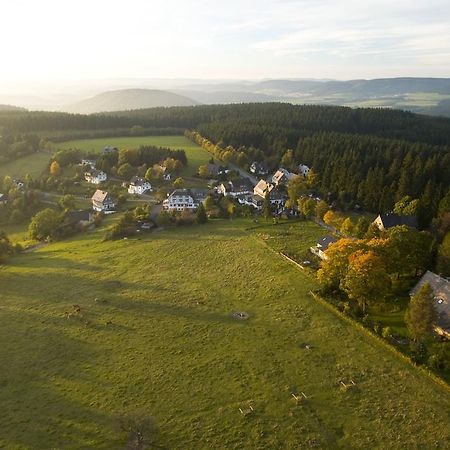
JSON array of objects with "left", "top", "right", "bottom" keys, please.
[{"left": 1, "top": 103, "right": 450, "bottom": 222}]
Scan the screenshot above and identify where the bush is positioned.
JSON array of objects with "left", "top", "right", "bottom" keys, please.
[
  {"left": 381, "top": 326, "right": 392, "bottom": 339},
  {"left": 28, "top": 208, "right": 63, "bottom": 241},
  {"left": 427, "top": 342, "right": 450, "bottom": 371}
]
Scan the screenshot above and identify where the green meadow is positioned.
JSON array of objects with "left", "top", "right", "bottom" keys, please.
[
  {"left": 0, "top": 151, "right": 52, "bottom": 180},
  {"left": 0, "top": 219, "right": 449, "bottom": 449},
  {"left": 54, "top": 135, "right": 211, "bottom": 177}
]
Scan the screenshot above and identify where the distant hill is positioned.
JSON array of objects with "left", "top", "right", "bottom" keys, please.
[
  {"left": 174, "top": 77, "right": 450, "bottom": 117},
  {"left": 0, "top": 104, "right": 27, "bottom": 112},
  {"left": 64, "top": 89, "right": 199, "bottom": 114}
]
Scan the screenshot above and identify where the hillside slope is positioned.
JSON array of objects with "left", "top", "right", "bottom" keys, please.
[
  {"left": 64, "top": 88, "right": 199, "bottom": 114},
  {"left": 0, "top": 104, "right": 27, "bottom": 112},
  {"left": 0, "top": 220, "right": 449, "bottom": 448}
]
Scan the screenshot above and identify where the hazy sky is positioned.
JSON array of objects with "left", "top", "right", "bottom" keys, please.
[{"left": 2, "top": 0, "right": 450, "bottom": 83}]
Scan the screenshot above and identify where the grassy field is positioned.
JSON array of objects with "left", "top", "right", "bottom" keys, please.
[
  {"left": 54, "top": 135, "right": 211, "bottom": 177},
  {"left": 0, "top": 218, "right": 449, "bottom": 449},
  {"left": 0, "top": 151, "right": 52, "bottom": 179}
]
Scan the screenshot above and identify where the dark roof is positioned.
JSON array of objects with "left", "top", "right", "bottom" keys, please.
[
  {"left": 317, "top": 235, "right": 338, "bottom": 251},
  {"left": 206, "top": 163, "right": 220, "bottom": 175},
  {"left": 65, "top": 210, "right": 93, "bottom": 223},
  {"left": 103, "top": 146, "right": 118, "bottom": 153},
  {"left": 170, "top": 189, "right": 195, "bottom": 200},
  {"left": 234, "top": 177, "right": 254, "bottom": 190},
  {"left": 130, "top": 176, "right": 148, "bottom": 186},
  {"left": 377, "top": 213, "right": 418, "bottom": 229},
  {"left": 411, "top": 271, "right": 450, "bottom": 334}
]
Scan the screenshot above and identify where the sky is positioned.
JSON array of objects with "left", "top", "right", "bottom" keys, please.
[{"left": 1, "top": 0, "right": 450, "bottom": 84}]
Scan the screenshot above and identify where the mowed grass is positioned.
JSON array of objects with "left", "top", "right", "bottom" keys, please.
[
  {"left": 54, "top": 135, "right": 211, "bottom": 177},
  {"left": 0, "top": 219, "right": 449, "bottom": 449},
  {"left": 0, "top": 151, "right": 52, "bottom": 179}
]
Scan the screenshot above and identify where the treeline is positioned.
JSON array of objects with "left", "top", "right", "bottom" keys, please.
[
  {"left": 294, "top": 132, "right": 450, "bottom": 221},
  {"left": 2, "top": 104, "right": 450, "bottom": 146},
  {"left": 0, "top": 134, "right": 43, "bottom": 165}
]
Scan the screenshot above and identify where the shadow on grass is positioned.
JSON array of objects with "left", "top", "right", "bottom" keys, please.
[{"left": 0, "top": 308, "right": 120, "bottom": 449}]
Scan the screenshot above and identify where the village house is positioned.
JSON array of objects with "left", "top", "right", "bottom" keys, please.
[
  {"left": 310, "top": 235, "right": 338, "bottom": 260},
  {"left": 237, "top": 194, "right": 264, "bottom": 210},
  {"left": 253, "top": 179, "right": 274, "bottom": 198},
  {"left": 272, "top": 168, "right": 295, "bottom": 186},
  {"left": 410, "top": 271, "right": 450, "bottom": 339},
  {"left": 163, "top": 189, "right": 208, "bottom": 211},
  {"left": 217, "top": 178, "right": 254, "bottom": 197},
  {"left": 128, "top": 176, "right": 152, "bottom": 195},
  {"left": 0, "top": 193, "right": 8, "bottom": 205},
  {"left": 64, "top": 210, "right": 95, "bottom": 228},
  {"left": 298, "top": 164, "right": 311, "bottom": 177},
  {"left": 12, "top": 179, "right": 24, "bottom": 190},
  {"left": 373, "top": 213, "right": 418, "bottom": 231},
  {"left": 155, "top": 164, "right": 172, "bottom": 180},
  {"left": 250, "top": 161, "right": 269, "bottom": 176},
  {"left": 163, "top": 189, "right": 196, "bottom": 211},
  {"left": 91, "top": 190, "right": 116, "bottom": 212},
  {"left": 269, "top": 189, "right": 286, "bottom": 209},
  {"left": 84, "top": 169, "right": 107, "bottom": 184}
]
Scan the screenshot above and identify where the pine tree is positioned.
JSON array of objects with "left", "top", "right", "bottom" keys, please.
[
  {"left": 262, "top": 190, "right": 272, "bottom": 220},
  {"left": 196, "top": 203, "right": 208, "bottom": 224}
]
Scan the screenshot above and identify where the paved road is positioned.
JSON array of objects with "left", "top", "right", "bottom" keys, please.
[{"left": 228, "top": 162, "right": 259, "bottom": 184}]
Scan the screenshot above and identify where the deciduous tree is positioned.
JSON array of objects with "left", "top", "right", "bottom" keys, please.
[
  {"left": 342, "top": 250, "right": 391, "bottom": 312},
  {"left": 28, "top": 208, "right": 62, "bottom": 241}
]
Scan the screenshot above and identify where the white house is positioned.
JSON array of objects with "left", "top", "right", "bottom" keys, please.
[
  {"left": 163, "top": 189, "right": 196, "bottom": 211},
  {"left": 85, "top": 169, "right": 107, "bottom": 184},
  {"left": 237, "top": 194, "right": 264, "bottom": 210},
  {"left": 91, "top": 190, "right": 115, "bottom": 212},
  {"left": 163, "top": 189, "right": 208, "bottom": 211},
  {"left": 12, "top": 179, "right": 24, "bottom": 190},
  {"left": 250, "top": 161, "right": 269, "bottom": 176},
  {"left": 217, "top": 178, "right": 253, "bottom": 197},
  {"left": 298, "top": 164, "right": 311, "bottom": 177},
  {"left": 272, "top": 168, "right": 295, "bottom": 186},
  {"left": 128, "top": 176, "right": 152, "bottom": 195},
  {"left": 310, "top": 235, "right": 338, "bottom": 260},
  {"left": 161, "top": 166, "right": 172, "bottom": 181}
]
